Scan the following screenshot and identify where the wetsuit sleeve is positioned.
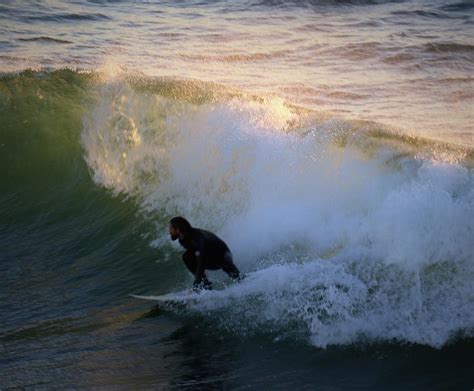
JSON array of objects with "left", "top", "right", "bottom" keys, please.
[{"left": 193, "top": 236, "right": 207, "bottom": 286}]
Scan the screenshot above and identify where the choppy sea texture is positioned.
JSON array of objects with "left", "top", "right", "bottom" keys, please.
[{"left": 1, "top": 0, "right": 473, "bottom": 145}]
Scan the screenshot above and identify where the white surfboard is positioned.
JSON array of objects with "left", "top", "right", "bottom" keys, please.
[
  {"left": 130, "top": 289, "right": 204, "bottom": 304},
  {"left": 130, "top": 277, "right": 245, "bottom": 305}
]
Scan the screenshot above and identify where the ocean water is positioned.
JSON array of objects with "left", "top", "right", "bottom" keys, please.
[{"left": 1, "top": 1, "right": 473, "bottom": 389}]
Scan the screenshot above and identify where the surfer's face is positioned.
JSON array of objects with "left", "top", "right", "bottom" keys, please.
[{"left": 169, "top": 225, "right": 180, "bottom": 241}]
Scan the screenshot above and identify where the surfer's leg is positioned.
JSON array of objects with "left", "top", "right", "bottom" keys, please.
[
  {"left": 221, "top": 251, "right": 241, "bottom": 281},
  {"left": 182, "top": 251, "right": 197, "bottom": 274},
  {"left": 183, "top": 251, "right": 212, "bottom": 289}
]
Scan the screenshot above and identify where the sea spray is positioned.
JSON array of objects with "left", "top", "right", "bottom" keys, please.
[{"left": 81, "top": 74, "right": 474, "bottom": 348}]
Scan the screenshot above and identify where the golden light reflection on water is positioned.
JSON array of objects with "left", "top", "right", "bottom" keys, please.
[{"left": 2, "top": 1, "right": 473, "bottom": 147}]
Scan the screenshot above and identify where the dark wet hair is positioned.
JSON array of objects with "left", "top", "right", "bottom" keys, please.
[{"left": 169, "top": 216, "right": 193, "bottom": 234}]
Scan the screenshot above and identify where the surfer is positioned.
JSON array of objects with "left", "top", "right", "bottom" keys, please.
[{"left": 169, "top": 216, "right": 241, "bottom": 290}]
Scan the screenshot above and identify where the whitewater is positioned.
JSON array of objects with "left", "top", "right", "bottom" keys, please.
[{"left": 81, "top": 71, "right": 473, "bottom": 349}]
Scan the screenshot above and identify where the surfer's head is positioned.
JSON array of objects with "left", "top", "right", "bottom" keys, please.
[{"left": 169, "top": 216, "right": 192, "bottom": 241}]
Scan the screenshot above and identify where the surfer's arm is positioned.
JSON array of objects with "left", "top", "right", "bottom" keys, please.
[{"left": 193, "top": 238, "right": 207, "bottom": 286}]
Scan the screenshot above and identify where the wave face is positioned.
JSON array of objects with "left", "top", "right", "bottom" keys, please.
[
  {"left": 1, "top": 70, "right": 473, "bottom": 351},
  {"left": 76, "top": 70, "right": 474, "bottom": 348}
]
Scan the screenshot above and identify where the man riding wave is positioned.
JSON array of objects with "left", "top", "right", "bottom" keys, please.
[{"left": 169, "top": 216, "right": 241, "bottom": 290}]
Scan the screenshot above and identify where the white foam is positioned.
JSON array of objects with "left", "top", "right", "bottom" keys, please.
[{"left": 82, "top": 78, "right": 474, "bottom": 348}]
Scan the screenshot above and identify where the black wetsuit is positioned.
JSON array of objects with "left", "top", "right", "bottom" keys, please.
[{"left": 179, "top": 228, "right": 240, "bottom": 288}]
